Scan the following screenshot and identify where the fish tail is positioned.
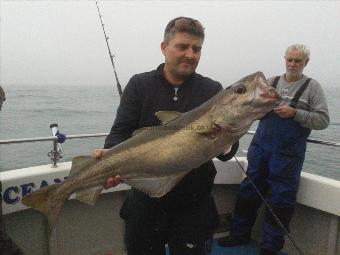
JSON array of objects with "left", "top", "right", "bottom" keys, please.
[{"left": 21, "top": 183, "right": 66, "bottom": 234}]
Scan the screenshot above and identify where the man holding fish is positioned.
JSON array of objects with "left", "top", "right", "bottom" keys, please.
[{"left": 94, "top": 17, "right": 239, "bottom": 255}]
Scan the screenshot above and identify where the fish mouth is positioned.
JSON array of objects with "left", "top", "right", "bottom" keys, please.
[
  {"left": 255, "top": 86, "right": 281, "bottom": 104},
  {"left": 251, "top": 90, "right": 281, "bottom": 119},
  {"left": 265, "top": 87, "right": 281, "bottom": 101}
]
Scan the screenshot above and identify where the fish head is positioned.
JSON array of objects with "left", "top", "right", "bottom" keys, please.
[{"left": 212, "top": 71, "right": 281, "bottom": 136}]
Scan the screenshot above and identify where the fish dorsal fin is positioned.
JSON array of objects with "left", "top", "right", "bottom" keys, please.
[
  {"left": 75, "top": 186, "right": 103, "bottom": 206},
  {"left": 131, "top": 111, "right": 182, "bottom": 137},
  {"left": 125, "top": 171, "right": 188, "bottom": 198},
  {"left": 70, "top": 156, "right": 93, "bottom": 177},
  {"left": 155, "top": 111, "right": 182, "bottom": 125}
]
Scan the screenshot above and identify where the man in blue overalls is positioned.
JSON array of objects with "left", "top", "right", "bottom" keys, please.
[{"left": 218, "top": 44, "right": 329, "bottom": 255}]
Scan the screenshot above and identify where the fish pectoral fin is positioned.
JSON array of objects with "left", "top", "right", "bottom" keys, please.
[
  {"left": 132, "top": 127, "right": 147, "bottom": 137},
  {"left": 70, "top": 156, "right": 94, "bottom": 177},
  {"left": 155, "top": 111, "right": 182, "bottom": 125},
  {"left": 196, "top": 124, "right": 221, "bottom": 138},
  {"left": 125, "top": 172, "right": 188, "bottom": 198},
  {"left": 74, "top": 187, "right": 103, "bottom": 206}
]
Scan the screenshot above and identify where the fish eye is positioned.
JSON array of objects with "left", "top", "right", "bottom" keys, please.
[{"left": 234, "top": 84, "right": 246, "bottom": 94}]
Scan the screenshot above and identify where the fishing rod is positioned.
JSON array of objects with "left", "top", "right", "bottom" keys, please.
[
  {"left": 233, "top": 157, "right": 304, "bottom": 255},
  {"left": 95, "top": 1, "right": 123, "bottom": 98}
]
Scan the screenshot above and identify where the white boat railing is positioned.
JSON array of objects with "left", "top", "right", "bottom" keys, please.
[
  {"left": 0, "top": 133, "right": 108, "bottom": 167},
  {"left": 1, "top": 130, "right": 339, "bottom": 168},
  {"left": 0, "top": 133, "right": 108, "bottom": 144},
  {"left": 246, "top": 130, "right": 340, "bottom": 147},
  {"left": 2, "top": 131, "right": 339, "bottom": 146}
]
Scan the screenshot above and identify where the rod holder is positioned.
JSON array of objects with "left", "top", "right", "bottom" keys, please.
[{"left": 48, "top": 123, "right": 65, "bottom": 167}]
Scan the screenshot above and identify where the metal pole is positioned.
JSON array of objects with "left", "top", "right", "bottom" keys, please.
[
  {"left": 0, "top": 133, "right": 108, "bottom": 144},
  {"left": 51, "top": 140, "right": 58, "bottom": 168}
]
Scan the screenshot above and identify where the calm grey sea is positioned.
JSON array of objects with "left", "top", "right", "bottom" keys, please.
[{"left": 0, "top": 85, "right": 339, "bottom": 180}]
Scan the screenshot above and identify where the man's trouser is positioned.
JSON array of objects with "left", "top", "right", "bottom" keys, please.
[
  {"left": 120, "top": 189, "right": 218, "bottom": 255},
  {"left": 230, "top": 144, "right": 304, "bottom": 252}
]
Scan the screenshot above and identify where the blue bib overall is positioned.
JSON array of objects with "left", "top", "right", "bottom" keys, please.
[{"left": 230, "top": 77, "right": 311, "bottom": 253}]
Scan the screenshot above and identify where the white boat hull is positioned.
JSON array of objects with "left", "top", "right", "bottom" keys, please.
[{"left": 1, "top": 158, "right": 339, "bottom": 255}]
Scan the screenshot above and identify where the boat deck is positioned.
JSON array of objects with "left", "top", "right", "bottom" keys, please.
[
  {"left": 211, "top": 239, "right": 287, "bottom": 255},
  {"left": 165, "top": 239, "right": 288, "bottom": 255}
]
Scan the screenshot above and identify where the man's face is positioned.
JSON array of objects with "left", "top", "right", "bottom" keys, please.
[
  {"left": 161, "top": 32, "right": 203, "bottom": 81},
  {"left": 285, "top": 49, "right": 309, "bottom": 78}
]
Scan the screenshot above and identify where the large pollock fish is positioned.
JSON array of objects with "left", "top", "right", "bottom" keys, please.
[{"left": 22, "top": 71, "right": 280, "bottom": 232}]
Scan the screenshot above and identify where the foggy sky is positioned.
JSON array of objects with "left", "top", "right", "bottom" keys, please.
[{"left": 1, "top": 0, "right": 339, "bottom": 88}]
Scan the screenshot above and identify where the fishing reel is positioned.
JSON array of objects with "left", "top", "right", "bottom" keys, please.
[{"left": 48, "top": 123, "right": 66, "bottom": 167}]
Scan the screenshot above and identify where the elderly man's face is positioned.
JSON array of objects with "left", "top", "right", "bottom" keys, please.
[{"left": 285, "top": 49, "right": 309, "bottom": 78}]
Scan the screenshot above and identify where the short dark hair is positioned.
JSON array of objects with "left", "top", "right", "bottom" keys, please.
[{"left": 163, "top": 17, "right": 205, "bottom": 43}]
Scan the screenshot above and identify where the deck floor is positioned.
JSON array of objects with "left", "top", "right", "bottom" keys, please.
[
  {"left": 166, "top": 239, "right": 288, "bottom": 255},
  {"left": 211, "top": 239, "right": 287, "bottom": 255}
]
